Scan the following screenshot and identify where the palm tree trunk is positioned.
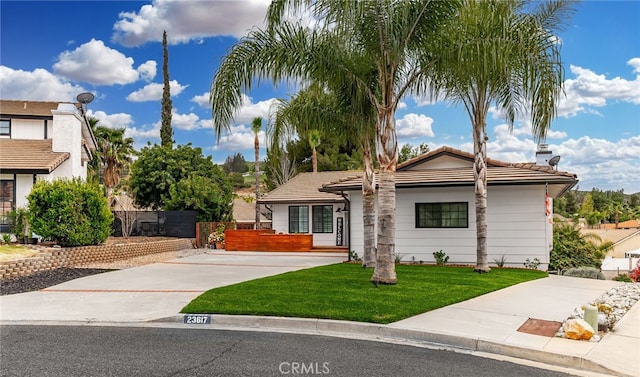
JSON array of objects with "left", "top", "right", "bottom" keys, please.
[
  {"left": 255, "top": 135, "right": 260, "bottom": 228},
  {"left": 473, "top": 117, "right": 491, "bottom": 273},
  {"left": 312, "top": 146, "right": 318, "bottom": 173},
  {"left": 372, "top": 109, "right": 397, "bottom": 285},
  {"left": 361, "top": 136, "right": 376, "bottom": 268}
]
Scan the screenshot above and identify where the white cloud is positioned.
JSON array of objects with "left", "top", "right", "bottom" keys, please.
[
  {"left": 172, "top": 112, "right": 211, "bottom": 131},
  {"left": 126, "top": 121, "right": 161, "bottom": 149},
  {"left": 137, "top": 60, "right": 157, "bottom": 82},
  {"left": 0, "top": 66, "right": 86, "bottom": 101},
  {"left": 112, "top": 0, "right": 270, "bottom": 47},
  {"left": 192, "top": 92, "right": 210, "bottom": 108},
  {"left": 86, "top": 110, "right": 134, "bottom": 129},
  {"left": 213, "top": 123, "right": 265, "bottom": 152},
  {"left": 558, "top": 60, "right": 640, "bottom": 117},
  {"left": 396, "top": 113, "right": 435, "bottom": 139},
  {"left": 53, "top": 39, "right": 155, "bottom": 86},
  {"left": 126, "top": 80, "right": 188, "bottom": 102},
  {"left": 233, "top": 94, "right": 277, "bottom": 124},
  {"left": 397, "top": 101, "right": 407, "bottom": 110}
]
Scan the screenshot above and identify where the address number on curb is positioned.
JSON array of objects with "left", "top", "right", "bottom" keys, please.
[{"left": 183, "top": 314, "right": 211, "bottom": 324}]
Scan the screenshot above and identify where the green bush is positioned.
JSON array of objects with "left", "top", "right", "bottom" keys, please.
[
  {"left": 550, "top": 224, "right": 605, "bottom": 271},
  {"left": 612, "top": 274, "right": 633, "bottom": 282},
  {"left": 562, "top": 267, "right": 605, "bottom": 280},
  {"left": 27, "top": 178, "right": 113, "bottom": 247}
]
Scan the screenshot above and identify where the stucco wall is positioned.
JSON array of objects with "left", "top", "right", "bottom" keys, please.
[{"left": 9, "top": 119, "right": 46, "bottom": 140}]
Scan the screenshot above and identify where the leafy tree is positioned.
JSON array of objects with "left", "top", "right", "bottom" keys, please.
[
  {"left": 27, "top": 178, "right": 113, "bottom": 246},
  {"left": 160, "top": 30, "right": 173, "bottom": 148},
  {"left": 429, "top": 0, "right": 575, "bottom": 272},
  {"left": 564, "top": 190, "right": 579, "bottom": 216},
  {"left": 164, "top": 175, "right": 233, "bottom": 222},
  {"left": 398, "top": 143, "right": 430, "bottom": 164},
  {"left": 223, "top": 153, "right": 248, "bottom": 173},
  {"left": 579, "top": 193, "right": 595, "bottom": 218},
  {"left": 129, "top": 144, "right": 232, "bottom": 216},
  {"left": 94, "top": 127, "right": 135, "bottom": 195},
  {"left": 550, "top": 224, "right": 607, "bottom": 271}
]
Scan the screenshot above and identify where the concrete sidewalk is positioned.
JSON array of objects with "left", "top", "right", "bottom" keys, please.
[{"left": 1, "top": 251, "right": 638, "bottom": 376}]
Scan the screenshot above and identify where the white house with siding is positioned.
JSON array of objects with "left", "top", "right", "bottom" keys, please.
[
  {"left": 0, "top": 99, "right": 97, "bottom": 233},
  {"left": 261, "top": 146, "right": 577, "bottom": 269}
]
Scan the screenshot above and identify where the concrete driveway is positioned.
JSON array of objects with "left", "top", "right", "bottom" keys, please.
[{"left": 0, "top": 251, "right": 347, "bottom": 323}]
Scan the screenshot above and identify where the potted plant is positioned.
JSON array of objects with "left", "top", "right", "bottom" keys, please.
[{"left": 208, "top": 224, "right": 226, "bottom": 249}]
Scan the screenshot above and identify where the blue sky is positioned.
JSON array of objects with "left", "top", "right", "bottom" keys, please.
[{"left": 1, "top": 1, "right": 639, "bottom": 193}]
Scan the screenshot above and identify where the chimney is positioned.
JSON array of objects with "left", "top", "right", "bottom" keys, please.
[{"left": 536, "top": 144, "right": 552, "bottom": 166}]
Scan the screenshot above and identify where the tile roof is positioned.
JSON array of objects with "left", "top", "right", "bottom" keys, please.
[
  {"left": 0, "top": 100, "right": 80, "bottom": 117},
  {"left": 321, "top": 147, "right": 578, "bottom": 198},
  {"left": 258, "top": 171, "right": 360, "bottom": 204},
  {"left": 0, "top": 139, "right": 69, "bottom": 174}
]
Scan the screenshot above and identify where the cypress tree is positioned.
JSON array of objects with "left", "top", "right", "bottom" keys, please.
[{"left": 160, "top": 30, "right": 173, "bottom": 148}]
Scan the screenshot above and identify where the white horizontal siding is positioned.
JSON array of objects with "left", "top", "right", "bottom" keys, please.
[
  {"left": 349, "top": 185, "right": 551, "bottom": 268},
  {"left": 270, "top": 202, "right": 344, "bottom": 247}
]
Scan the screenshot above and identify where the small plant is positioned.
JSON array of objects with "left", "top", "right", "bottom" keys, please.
[
  {"left": 612, "top": 274, "right": 633, "bottom": 282},
  {"left": 493, "top": 255, "right": 508, "bottom": 268},
  {"left": 9, "top": 207, "right": 29, "bottom": 241},
  {"left": 349, "top": 250, "right": 362, "bottom": 262},
  {"left": 1, "top": 233, "right": 11, "bottom": 244},
  {"left": 523, "top": 257, "right": 541, "bottom": 270},
  {"left": 629, "top": 260, "right": 640, "bottom": 282},
  {"left": 394, "top": 253, "right": 404, "bottom": 264},
  {"left": 433, "top": 250, "right": 449, "bottom": 266},
  {"left": 563, "top": 267, "right": 605, "bottom": 280}
]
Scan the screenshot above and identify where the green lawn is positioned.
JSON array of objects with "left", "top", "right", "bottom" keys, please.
[{"left": 182, "top": 263, "right": 547, "bottom": 324}]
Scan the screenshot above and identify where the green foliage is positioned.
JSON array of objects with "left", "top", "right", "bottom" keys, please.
[
  {"left": 523, "top": 258, "right": 541, "bottom": 270},
  {"left": 398, "top": 143, "right": 429, "bottom": 164},
  {"left": 27, "top": 179, "right": 113, "bottom": 246},
  {"left": 164, "top": 175, "right": 233, "bottom": 222},
  {"left": 562, "top": 267, "right": 605, "bottom": 280},
  {"left": 8, "top": 207, "right": 29, "bottom": 239},
  {"left": 349, "top": 250, "right": 362, "bottom": 262},
  {"left": 2, "top": 233, "right": 11, "bottom": 244},
  {"left": 228, "top": 172, "right": 247, "bottom": 189},
  {"left": 612, "top": 274, "right": 633, "bottom": 282},
  {"left": 432, "top": 250, "right": 449, "bottom": 266},
  {"left": 550, "top": 224, "right": 605, "bottom": 271},
  {"left": 493, "top": 255, "right": 508, "bottom": 268},
  {"left": 129, "top": 144, "right": 233, "bottom": 217},
  {"left": 223, "top": 153, "right": 248, "bottom": 173},
  {"left": 579, "top": 193, "right": 595, "bottom": 218},
  {"left": 160, "top": 30, "right": 173, "bottom": 148}
]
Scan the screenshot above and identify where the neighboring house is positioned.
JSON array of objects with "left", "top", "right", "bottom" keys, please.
[
  {"left": 0, "top": 99, "right": 97, "bottom": 233},
  {"left": 580, "top": 227, "right": 640, "bottom": 258},
  {"left": 233, "top": 188, "right": 272, "bottom": 229},
  {"left": 258, "top": 171, "right": 358, "bottom": 248},
  {"left": 261, "top": 146, "right": 577, "bottom": 268}
]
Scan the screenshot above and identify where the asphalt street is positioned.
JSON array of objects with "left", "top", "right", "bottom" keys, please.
[{"left": 0, "top": 325, "right": 574, "bottom": 377}]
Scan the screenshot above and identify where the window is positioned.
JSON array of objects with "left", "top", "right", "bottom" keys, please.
[
  {"left": 0, "top": 119, "right": 10, "bottom": 136},
  {"left": 312, "top": 205, "right": 333, "bottom": 233},
  {"left": 0, "top": 180, "right": 15, "bottom": 230},
  {"left": 415, "top": 202, "right": 468, "bottom": 228},
  {"left": 289, "top": 206, "right": 309, "bottom": 233}
]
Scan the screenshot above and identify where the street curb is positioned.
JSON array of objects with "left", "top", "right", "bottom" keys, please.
[{"left": 156, "top": 314, "right": 629, "bottom": 377}]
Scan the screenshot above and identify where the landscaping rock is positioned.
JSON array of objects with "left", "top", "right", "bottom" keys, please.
[{"left": 564, "top": 318, "right": 594, "bottom": 340}]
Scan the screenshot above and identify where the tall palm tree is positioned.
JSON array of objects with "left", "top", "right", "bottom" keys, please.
[
  {"left": 428, "top": 0, "right": 575, "bottom": 272},
  {"left": 211, "top": 0, "right": 458, "bottom": 284},
  {"left": 252, "top": 117, "right": 263, "bottom": 228},
  {"left": 307, "top": 129, "right": 321, "bottom": 173}
]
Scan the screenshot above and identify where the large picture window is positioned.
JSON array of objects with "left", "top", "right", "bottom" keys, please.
[
  {"left": 312, "top": 205, "right": 333, "bottom": 233},
  {"left": 415, "top": 202, "right": 468, "bottom": 228},
  {"left": 289, "top": 206, "right": 309, "bottom": 233}
]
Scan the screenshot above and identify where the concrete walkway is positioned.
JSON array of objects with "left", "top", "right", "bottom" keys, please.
[{"left": 1, "top": 251, "right": 638, "bottom": 376}]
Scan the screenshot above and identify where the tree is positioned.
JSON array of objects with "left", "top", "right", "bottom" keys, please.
[
  {"left": 579, "top": 193, "right": 595, "bottom": 219},
  {"left": 129, "top": 144, "right": 232, "bottom": 215},
  {"left": 223, "top": 153, "right": 248, "bottom": 173},
  {"left": 398, "top": 143, "right": 430, "bottom": 164},
  {"left": 164, "top": 175, "right": 233, "bottom": 222},
  {"left": 308, "top": 129, "right": 321, "bottom": 173},
  {"left": 252, "top": 117, "right": 263, "bottom": 227},
  {"left": 95, "top": 127, "right": 135, "bottom": 195},
  {"left": 428, "top": 0, "right": 575, "bottom": 272},
  {"left": 211, "top": 0, "right": 459, "bottom": 284},
  {"left": 160, "top": 30, "right": 173, "bottom": 148},
  {"left": 550, "top": 224, "right": 608, "bottom": 271}
]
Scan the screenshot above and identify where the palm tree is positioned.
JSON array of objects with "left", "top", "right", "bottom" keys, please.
[
  {"left": 428, "top": 0, "right": 575, "bottom": 272},
  {"left": 211, "top": 0, "right": 458, "bottom": 284},
  {"left": 252, "top": 117, "right": 263, "bottom": 228},
  {"left": 307, "top": 129, "right": 321, "bottom": 173}
]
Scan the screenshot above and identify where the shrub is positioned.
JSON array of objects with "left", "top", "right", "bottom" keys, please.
[
  {"left": 27, "top": 178, "right": 113, "bottom": 247},
  {"left": 612, "top": 274, "right": 633, "bottom": 282},
  {"left": 550, "top": 224, "right": 605, "bottom": 271},
  {"left": 630, "top": 261, "right": 640, "bottom": 282},
  {"left": 433, "top": 250, "right": 449, "bottom": 266},
  {"left": 493, "top": 255, "right": 508, "bottom": 267},
  {"left": 563, "top": 267, "right": 605, "bottom": 280}
]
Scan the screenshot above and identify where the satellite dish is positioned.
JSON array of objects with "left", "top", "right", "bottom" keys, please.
[
  {"left": 76, "top": 92, "right": 94, "bottom": 105},
  {"left": 548, "top": 155, "right": 561, "bottom": 169}
]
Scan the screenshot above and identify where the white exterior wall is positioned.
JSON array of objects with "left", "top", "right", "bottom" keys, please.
[
  {"left": 349, "top": 185, "right": 551, "bottom": 269},
  {"left": 10, "top": 119, "right": 46, "bottom": 140},
  {"left": 269, "top": 202, "right": 347, "bottom": 247},
  {"left": 51, "top": 104, "right": 87, "bottom": 180},
  {"left": 15, "top": 175, "right": 35, "bottom": 208}
]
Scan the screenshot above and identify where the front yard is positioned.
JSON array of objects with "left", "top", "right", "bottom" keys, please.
[{"left": 182, "top": 263, "right": 547, "bottom": 324}]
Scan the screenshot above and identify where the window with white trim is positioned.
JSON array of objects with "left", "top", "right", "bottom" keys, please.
[
  {"left": 289, "top": 206, "right": 309, "bottom": 233},
  {"left": 312, "top": 205, "right": 333, "bottom": 233},
  {"left": 0, "top": 119, "right": 10, "bottom": 136}
]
